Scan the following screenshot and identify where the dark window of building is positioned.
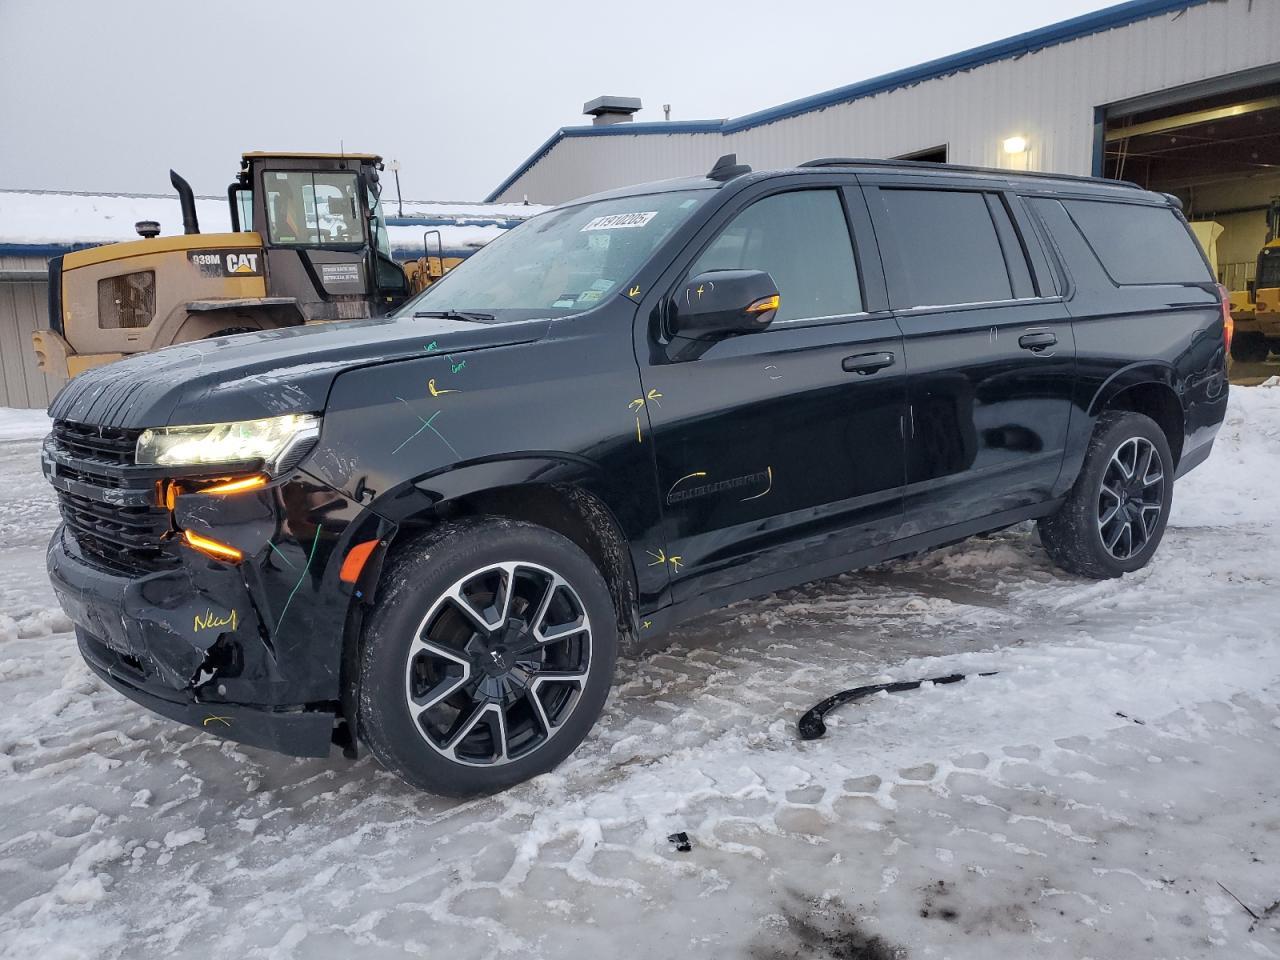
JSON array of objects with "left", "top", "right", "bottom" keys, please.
[
  {"left": 1259, "top": 248, "right": 1280, "bottom": 288},
  {"left": 881, "top": 189, "right": 1014, "bottom": 307},
  {"left": 895, "top": 145, "right": 948, "bottom": 164},
  {"left": 1062, "top": 199, "right": 1212, "bottom": 285},
  {"left": 689, "top": 189, "right": 862, "bottom": 321}
]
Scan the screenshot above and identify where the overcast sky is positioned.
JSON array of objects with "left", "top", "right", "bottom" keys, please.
[{"left": 0, "top": 0, "right": 1114, "bottom": 201}]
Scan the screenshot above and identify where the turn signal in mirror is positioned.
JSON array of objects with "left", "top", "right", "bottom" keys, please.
[{"left": 746, "top": 294, "right": 780, "bottom": 324}]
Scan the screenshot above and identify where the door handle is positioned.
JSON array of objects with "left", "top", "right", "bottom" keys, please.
[
  {"left": 1018, "top": 331, "right": 1057, "bottom": 351},
  {"left": 842, "top": 351, "right": 896, "bottom": 375}
]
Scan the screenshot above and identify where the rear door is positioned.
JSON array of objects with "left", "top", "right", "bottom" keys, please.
[
  {"left": 635, "top": 178, "right": 907, "bottom": 603},
  {"left": 862, "top": 175, "right": 1075, "bottom": 535}
]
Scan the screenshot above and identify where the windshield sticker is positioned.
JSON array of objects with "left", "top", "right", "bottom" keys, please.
[
  {"left": 581, "top": 212, "right": 657, "bottom": 231},
  {"left": 578, "top": 290, "right": 604, "bottom": 303},
  {"left": 590, "top": 278, "right": 615, "bottom": 291},
  {"left": 552, "top": 298, "right": 576, "bottom": 308}
]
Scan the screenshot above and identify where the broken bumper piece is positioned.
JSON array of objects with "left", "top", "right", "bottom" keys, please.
[
  {"left": 48, "top": 525, "right": 336, "bottom": 758},
  {"left": 78, "top": 628, "right": 334, "bottom": 757}
]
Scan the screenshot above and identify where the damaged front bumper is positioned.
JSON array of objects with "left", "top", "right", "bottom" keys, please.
[
  {"left": 48, "top": 526, "right": 338, "bottom": 757},
  {"left": 77, "top": 627, "right": 335, "bottom": 757}
]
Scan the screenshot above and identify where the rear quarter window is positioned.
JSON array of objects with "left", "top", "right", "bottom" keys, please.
[{"left": 1062, "top": 199, "right": 1212, "bottom": 285}]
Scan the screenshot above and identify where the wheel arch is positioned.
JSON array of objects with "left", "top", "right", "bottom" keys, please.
[
  {"left": 1087, "top": 364, "right": 1185, "bottom": 466},
  {"left": 170, "top": 303, "right": 305, "bottom": 343},
  {"left": 339, "top": 457, "right": 641, "bottom": 746}
]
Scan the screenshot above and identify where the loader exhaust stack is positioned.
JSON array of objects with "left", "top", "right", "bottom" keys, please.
[{"left": 170, "top": 169, "right": 200, "bottom": 235}]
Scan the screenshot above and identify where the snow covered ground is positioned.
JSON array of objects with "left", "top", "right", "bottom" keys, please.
[{"left": 2, "top": 389, "right": 1278, "bottom": 959}]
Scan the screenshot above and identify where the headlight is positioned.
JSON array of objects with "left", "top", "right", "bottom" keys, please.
[{"left": 136, "top": 413, "right": 320, "bottom": 471}]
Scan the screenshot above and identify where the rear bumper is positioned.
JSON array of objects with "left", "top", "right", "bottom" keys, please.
[
  {"left": 78, "top": 628, "right": 334, "bottom": 757},
  {"left": 1176, "top": 435, "right": 1213, "bottom": 479}
]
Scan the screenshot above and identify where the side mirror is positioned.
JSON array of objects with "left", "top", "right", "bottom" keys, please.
[
  {"left": 671, "top": 269, "right": 779, "bottom": 339},
  {"left": 665, "top": 270, "right": 779, "bottom": 360}
]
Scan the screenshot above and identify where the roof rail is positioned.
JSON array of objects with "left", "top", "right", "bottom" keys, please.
[{"left": 798, "top": 157, "right": 1142, "bottom": 189}]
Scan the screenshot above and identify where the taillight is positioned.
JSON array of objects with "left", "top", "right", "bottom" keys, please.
[{"left": 1217, "top": 283, "right": 1233, "bottom": 354}]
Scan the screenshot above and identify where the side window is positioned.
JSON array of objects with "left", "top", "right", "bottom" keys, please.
[
  {"left": 880, "top": 188, "right": 1015, "bottom": 307},
  {"left": 1062, "top": 199, "right": 1213, "bottom": 285},
  {"left": 231, "top": 187, "right": 254, "bottom": 231},
  {"left": 688, "top": 190, "right": 862, "bottom": 322}
]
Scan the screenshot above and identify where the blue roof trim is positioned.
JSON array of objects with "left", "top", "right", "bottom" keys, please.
[
  {"left": 390, "top": 245, "right": 482, "bottom": 261},
  {"left": 0, "top": 242, "right": 102, "bottom": 258},
  {"left": 0, "top": 239, "right": 481, "bottom": 264},
  {"left": 486, "top": 0, "right": 1209, "bottom": 200},
  {"left": 386, "top": 216, "right": 528, "bottom": 229}
]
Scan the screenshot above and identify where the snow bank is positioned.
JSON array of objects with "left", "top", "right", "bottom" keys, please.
[
  {"left": 0, "top": 407, "right": 50, "bottom": 440},
  {"left": 1170, "top": 379, "right": 1280, "bottom": 528}
]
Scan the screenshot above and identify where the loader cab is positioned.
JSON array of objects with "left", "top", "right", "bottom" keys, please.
[{"left": 229, "top": 152, "right": 410, "bottom": 320}]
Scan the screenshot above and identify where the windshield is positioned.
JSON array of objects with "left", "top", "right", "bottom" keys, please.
[
  {"left": 395, "top": 189, "right": 711, "bottom": 321},
  {"left": 265, "top": 170, "right": 362, "bottom": 246}
]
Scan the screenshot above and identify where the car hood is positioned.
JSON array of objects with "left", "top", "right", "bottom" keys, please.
[{"left": 47, "top": 314, "right": 551, "bottom": 429}]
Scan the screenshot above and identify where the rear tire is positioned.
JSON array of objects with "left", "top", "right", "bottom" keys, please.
[
  {"left": 1038, "top": 411, "right": 1173, "bottom": 579},
  {"left": 1230, "top": 330, "right": 1269, "bottom": 363},
  {"left": 358, "top": 518, "right": 617, "bottom": 796}
]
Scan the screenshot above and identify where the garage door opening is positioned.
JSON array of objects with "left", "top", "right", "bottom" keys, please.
[{"left": 1099, "top": 68, "right": 1280, "bottom": 380}]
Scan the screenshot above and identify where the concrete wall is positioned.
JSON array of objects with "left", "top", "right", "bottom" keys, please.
[
  {"left": 494, "top": 0, "right": 1280, "bottom": 204},
  {"left": 0, "top": 255, "right": 63, "bottom": 409}
]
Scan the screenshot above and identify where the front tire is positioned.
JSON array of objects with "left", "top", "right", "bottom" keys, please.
[
  {"left": 1039, "top": 412, "right": 1173, "bottom": 579},
  {"left": 358, "top": 518, "right": 617, "bottom": 796}
]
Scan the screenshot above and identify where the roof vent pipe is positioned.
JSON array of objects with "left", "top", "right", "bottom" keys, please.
[
  {"left": 170, "top": 169, "right": 200, "bottom": 235},
  {"left": 583, "top": 96, "right": 642, "bottom": 126}
]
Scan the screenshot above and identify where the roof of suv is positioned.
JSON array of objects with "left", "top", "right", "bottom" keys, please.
[{"left": 565, "top": 157, "right": 1159, "bottom": 209}]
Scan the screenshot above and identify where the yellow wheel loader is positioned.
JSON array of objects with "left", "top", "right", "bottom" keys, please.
[
  {"left": 1229, "top": 197, "right": 1280, "bottom": 364},
  {"left": 33, "top": 152, "right": 420, "bottom": 378}
]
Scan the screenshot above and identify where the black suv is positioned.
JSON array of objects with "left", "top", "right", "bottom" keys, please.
[{"left": 42, "top": 156, "right": 1230, "bottom": 794}]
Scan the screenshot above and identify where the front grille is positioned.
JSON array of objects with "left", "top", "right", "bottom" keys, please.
[
  {"left": 52, "top": 420, "right": 139, "bottom": 466},
  {"left": 49, "top": 420, "right": 178, "bottom": 574}
]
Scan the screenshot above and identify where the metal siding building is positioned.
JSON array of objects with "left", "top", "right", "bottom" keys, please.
[
  {"left": 0, "top": 254, "right": 64, "bottom": 408},
  {"left": 488, "top": 0, "right": 1280, "bottom": 204}
]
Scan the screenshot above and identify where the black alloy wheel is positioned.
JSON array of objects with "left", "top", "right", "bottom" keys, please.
[
  {"left": 1096, "top": 436, "right": 1166, "bottom": 561},
  {"left": 359, "top": 519, "right": 617, "bottom": 795},
  {"left": 404, "top": 560, "right": 593, "bottom": 766},
  {"left": 1039, "top": 411, "right": 1174, "bottom": 579}
]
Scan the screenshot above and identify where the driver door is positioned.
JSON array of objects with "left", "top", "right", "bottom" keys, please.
[{"left": 635, "top": 181, "right": 907, "bottom": 604}]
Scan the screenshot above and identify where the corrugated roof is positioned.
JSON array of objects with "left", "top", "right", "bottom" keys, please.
[
  {"left": 486, "top": 0, "right": 1210, "bottom": 201},
  {"left": 0, "top": 190, "right": 545, "bottom": 261}
]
